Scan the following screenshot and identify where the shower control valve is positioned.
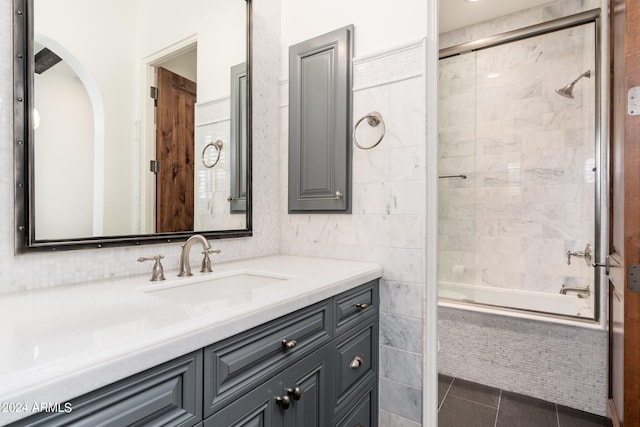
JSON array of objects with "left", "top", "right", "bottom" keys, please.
[{"left": 566, "top": 243, "right": 592, "bottom": 266}]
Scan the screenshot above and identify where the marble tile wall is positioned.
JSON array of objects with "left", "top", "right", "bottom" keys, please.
[
  {"left": 438, "top": 21, "right": 596, "bottom": 298},
  {"left": 279, "top": 42, "right": 427, "bottom": 424},
  {"left": 0, "top": 0, "right": 281, "bottom": 294},
  {"left": 439, "top": 0, "right": 601, "bottom": 50}
]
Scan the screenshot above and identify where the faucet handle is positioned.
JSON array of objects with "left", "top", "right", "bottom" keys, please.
[
  {"left": 201, "top": 249, "right": 221, "bottom": 273},
  {"left": 137, "top": 255, "right": 165, "bottom": 281}
]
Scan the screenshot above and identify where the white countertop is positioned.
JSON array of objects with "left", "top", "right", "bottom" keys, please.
[{"left": 0, "top": 255, "right": 381, "bottom": 425}]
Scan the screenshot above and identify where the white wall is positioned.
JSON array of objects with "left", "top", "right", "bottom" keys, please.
[
  {"left": 138, "top": 0, "right": 246, "bottom": 102},
  {"left": 280, "top": 0, "right": 427, "bottom": 78},
  {"left": 34, "top": 62, "right": 94, "bottom": 239},
  {"left": 35, "top": 0, "right": 139, "bottom": 236},
  {"left": 0, "top": 0, "right": 280, "bottom": 292}
]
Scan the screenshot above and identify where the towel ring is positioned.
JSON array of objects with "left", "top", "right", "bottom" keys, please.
[
  {"left": 353, "top": 111, "right": 385, "bottom": 150},
  {"left": 202, "top": 140, "right": 223, "bottom": 168}
]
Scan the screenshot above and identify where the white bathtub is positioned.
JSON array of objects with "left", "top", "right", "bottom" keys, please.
[{"left": 438, "top": 281, "right": 595, "bottom": 322}]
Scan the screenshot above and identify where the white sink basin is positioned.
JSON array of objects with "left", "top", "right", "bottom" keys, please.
[{"left": 137, "top": 270, "right": 294, "bottom": 305}]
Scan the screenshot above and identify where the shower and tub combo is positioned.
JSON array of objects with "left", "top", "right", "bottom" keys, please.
[
  {"left": 438, "top": 9, "right": 604, "bottom": 324},
  {"left": 437, "top": 6, "right": 609, "bottom": 415}
]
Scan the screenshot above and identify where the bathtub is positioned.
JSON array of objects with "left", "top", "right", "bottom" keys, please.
[{"left": 438, "top": 281, "right": 595, "bottom": 323}]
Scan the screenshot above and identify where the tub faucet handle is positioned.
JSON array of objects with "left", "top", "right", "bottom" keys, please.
[{"left": 567, "top": 243, "right": 592, "bottom": 266}]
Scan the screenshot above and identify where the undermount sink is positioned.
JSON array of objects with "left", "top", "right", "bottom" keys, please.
[{"left": 137, "top": 270, "right": 295, "bottom": 305}]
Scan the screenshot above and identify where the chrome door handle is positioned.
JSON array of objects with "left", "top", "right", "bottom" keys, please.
[
  {"left": 287, "top": 387, "right": 302, "bottom": 401},
  {"left": 275, "top": 395, "right": 291, "bottom": 409},
  {"left": 349, "top": 355, "right": 364, "bottom": 369},
  {"left": 282, "top": 339, "right": 297, "bottom": 349}
]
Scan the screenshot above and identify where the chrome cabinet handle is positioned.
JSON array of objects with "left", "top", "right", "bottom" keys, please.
[
  {"left": 282, "top": 339, "right": 297, "bottom": 349},
  {"left": 287, "top": 387, "right": 302, "bottom": 401},
  {"left": 354, "top": 303, "right": 369, "bottom": 310},
  {"left": 349, "top": 355, "right": 364, "bottom": 369},
  {"left": 275, "top": 395, "right": 291, "bottom": 409},
  {"left": 335, "top": 191, "right": 343, "bottom": 200}
]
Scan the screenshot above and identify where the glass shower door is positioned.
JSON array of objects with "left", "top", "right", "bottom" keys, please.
[{"left": 438, "top": 22, "right": 598, "bottom": 320}]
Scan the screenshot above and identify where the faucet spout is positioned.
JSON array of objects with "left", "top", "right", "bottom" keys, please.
[{"left": 178, "top": 234, "right": 212, "bottom": 277}]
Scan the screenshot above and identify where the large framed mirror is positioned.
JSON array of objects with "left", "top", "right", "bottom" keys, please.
[{"left": 13, "top": 0, "right": 252, "bottom": 252}]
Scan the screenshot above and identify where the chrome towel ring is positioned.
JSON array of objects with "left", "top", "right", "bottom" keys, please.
[
  {"left": 202, "top": 140, "right": 223, "bottom": 168},
  {"left": 353, "top": 111, "right": 385, "bottom": 150}
]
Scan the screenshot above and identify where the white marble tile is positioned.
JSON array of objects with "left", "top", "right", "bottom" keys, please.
[
  {"left": 380, "top": 346, "right": 423, "bottom": 388},
  {"left": 379, "top": 378, "right": 422, "bottom": 423}
]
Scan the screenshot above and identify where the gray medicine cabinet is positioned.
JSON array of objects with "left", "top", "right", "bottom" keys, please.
[{"left": 288, "top": 26, "right": 354, "bottom": 213}]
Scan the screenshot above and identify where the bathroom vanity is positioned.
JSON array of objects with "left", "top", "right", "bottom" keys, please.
[{"left": 0, "top": 256, "right": 381, "bottom": 426}]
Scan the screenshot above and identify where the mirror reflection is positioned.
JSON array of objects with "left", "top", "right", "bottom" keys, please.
[{"left": 31, "top": 0, "right": 248, "bottom": 241}]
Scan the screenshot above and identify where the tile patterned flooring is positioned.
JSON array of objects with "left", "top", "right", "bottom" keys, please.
[{"left": 438, "top": 375, "right": 611, "bottom": 427}]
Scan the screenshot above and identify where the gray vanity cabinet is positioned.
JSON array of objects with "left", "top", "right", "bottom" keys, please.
[
  {"left": 7, "top": 280, "right": 378, "bottom": 427},
  {"left": 8, "top": 351, "right": 203, "bottom": 427},
  {"left": 288, "top": 25, "right": 354, "bottom": 213},
  {"left": 207, "top": 344, "right": 333, "bottom": 427}
]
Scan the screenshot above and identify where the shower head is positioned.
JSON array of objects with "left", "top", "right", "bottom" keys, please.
[{"left": 555, "top": 70, "right": 592, "bottom": 99}]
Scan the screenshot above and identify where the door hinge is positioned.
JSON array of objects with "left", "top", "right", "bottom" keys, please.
[
  {"left": 150, "top": 86, "right": 159, "bottom": 106},
  {"left": 628, "top": 264, "right": 640, "bottom": 293},
  {"left": 150, "top": 160, "right": 160, "bottom": 174}
]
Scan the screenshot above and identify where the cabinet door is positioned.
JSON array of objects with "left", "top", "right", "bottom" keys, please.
[
  {"left": 284, "top": 344, "right": 334, "bottom": 427},
  {"left": 9, "top": 351, "right": 202, "bottom": 427},
  {"left": 204, "top": 376, "right": 284, "bottom": 427},
  {"left": 288, "top": 25, "right": 353, "bottom": 213}
]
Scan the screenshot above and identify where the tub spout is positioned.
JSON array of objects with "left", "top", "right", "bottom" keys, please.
[{"left": 559, "top": 284, "right": 591, "bottom": 298}]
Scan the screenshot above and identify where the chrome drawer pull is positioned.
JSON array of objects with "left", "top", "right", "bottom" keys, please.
[
  {"left": 354, "top": 303, "right": 369, "bottom": 310},
  {"left": 287, "top": 386, "right": 302, "bottom": 401},
  {"left": 275, "top": 395, "right": 291, "bottom": 409},
  {"left": 282, "top": 339, "right": 297, "bottom": 349},
  {"left": 349, "top": 355, "right": 364, "bottom": 369}
]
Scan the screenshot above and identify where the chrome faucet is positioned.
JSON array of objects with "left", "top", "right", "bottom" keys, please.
[{"left": 178, "top": 235, "right": 221, "bottom": 277}]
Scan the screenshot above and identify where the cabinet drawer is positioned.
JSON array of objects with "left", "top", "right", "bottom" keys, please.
[
  {"left": 333, "top": 280, "right": 378, "bottom": 336},
  {"left": 204, "top": 300, "right": 332, "bottom": 416},
  {"left": 334, "top": 381, "right": 377, "bottom": 427},
  {"left": 334, "top": 317, "right": 377, "bottom": 412},
  {"left": 10, "top": 351, "right": 203, "bottom": 427}
]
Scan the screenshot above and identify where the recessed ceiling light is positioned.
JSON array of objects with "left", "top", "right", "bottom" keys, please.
[
  {"left": 487, "top": 72, "right": 501, "bottom": 79},
  {"left": 465, "top": 0, "right": 481, "bottom": 2}
]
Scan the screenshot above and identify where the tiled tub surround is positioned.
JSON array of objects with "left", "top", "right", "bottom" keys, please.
[
  {"left": 279, "top": 41, "right": 427, "bottom": 424},
  {"left": 438, "top": 21, "right": 597, "bottom": 313},
  {"left": 438, "top": 306, "right": 608, "bottom": 416},
  {"left": 0, "top": 255, "right": 381, "bottom": 425},
  {"left": 0, "top": 0, "right": 281, "bottom": 294}
]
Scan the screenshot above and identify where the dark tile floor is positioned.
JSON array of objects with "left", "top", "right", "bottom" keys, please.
[{"left": 438, "top": 375, "right": 611, "bottom": 427}]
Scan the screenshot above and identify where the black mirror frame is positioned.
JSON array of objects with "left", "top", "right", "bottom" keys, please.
[{"left": 13, "top": 0, "right": 253, "bottom": 253}]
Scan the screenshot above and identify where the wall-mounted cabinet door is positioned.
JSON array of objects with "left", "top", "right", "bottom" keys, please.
[{"left": 288, "top": 26, "right": 353, "bottom": 213}]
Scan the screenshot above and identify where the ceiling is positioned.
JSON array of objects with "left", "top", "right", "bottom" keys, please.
[{"left": 439, "top": 0, "right": 555, "bottom": 33}]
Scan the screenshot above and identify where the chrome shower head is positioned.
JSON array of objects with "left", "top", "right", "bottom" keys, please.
[{"left": 555, "top": 70, "right": 592, "bottom": 99}]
